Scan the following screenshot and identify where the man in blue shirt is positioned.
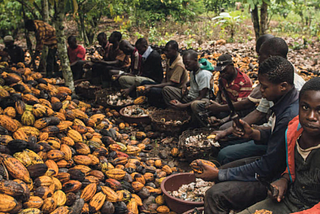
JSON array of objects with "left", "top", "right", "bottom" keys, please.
[{"left": 196, "top": 56, "right": 299, "bottom": 214}]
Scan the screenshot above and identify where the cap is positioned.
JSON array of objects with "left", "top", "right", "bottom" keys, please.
[
  {"left": 3, "top": 35, "right": 13, "bottom": 43},
  {"left": 214, "top": 54, "right": 233, "bottom": 71}
]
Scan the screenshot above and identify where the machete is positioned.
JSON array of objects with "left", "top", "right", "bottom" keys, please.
[{"left": 218, "top": 78, "right": 243, "bottom": 130}]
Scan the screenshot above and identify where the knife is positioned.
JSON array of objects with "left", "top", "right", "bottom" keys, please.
[
  {"left": 218, "top": 78, "right": 243, "bottom": 130},
  {"left": 255, "top": 173, "right": 279, "bottom": 197}
]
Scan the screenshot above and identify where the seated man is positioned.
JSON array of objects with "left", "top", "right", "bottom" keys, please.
[
  {"left": 142, "top": 40, "right": 188, "bottom": 108},
  {"left": 118, "top": 40, "right": 141, "bottom": 76},
  {"left": 190, "top": 54, "right": 252, "bottom": 127},
  {"left": 119, "top": 38, "right": 163, "bottom": 96},
  {"left": 239, "top": 77, "right": 320, "bottom": 214},
  {"left": 208, "top": 54, "right": 253, "bottom": 118},
  {"left": 90, "top": 31, "right": 130, "bottom": 87},
  {"left": 67, "top": 36, "right": 86, "bottom": 81},
  {"left": 196, "top": 56, "right": 299, "bottom": 214},
  {"left": 3, "top": 35, "right": 24, "bottom": 64},
  {"left": 214, "top": 37, "right": 306, "bottom": 165},
  {"left": 205, "top": 34, "right": 275, "bottom": 127},
  {"left": 163, "top": 50, "right": 212, "bottom": 127}
]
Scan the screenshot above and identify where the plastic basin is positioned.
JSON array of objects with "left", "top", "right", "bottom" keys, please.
[
  {"left": 119, "top": 105, "right": 151, "bottom": 124},
  {"left": 161, "top": 173, "right": 204, "bottom": 213}
]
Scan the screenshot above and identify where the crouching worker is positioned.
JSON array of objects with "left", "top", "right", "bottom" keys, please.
[
  {"left": 238, "top": 77, "right": 320, "bottom": 214},
  {"left": 3, "top": 35, "right": 24, "bottom": 64},
  {"left": 142, "top": 40, "right": 188, "bottom": 108},
  {"left": 89, "top": 32, "right": 130, "bottom": 87},
  {"left": 195, "top": 56, "right": 299, "bottom": 214},
  {"left": 202, "top": 54, "right": 253, "bottom": 125},
  {"left": 163, "top": 50, "right": 212, "bottom": 127}
]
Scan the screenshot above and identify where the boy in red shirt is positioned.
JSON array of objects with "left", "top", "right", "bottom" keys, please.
[
  {"left": 194, "top": 54, "right": 253, "bottom": 126},
  {"left": 67, "top": 36, "right": 86, "bottom": 80}
]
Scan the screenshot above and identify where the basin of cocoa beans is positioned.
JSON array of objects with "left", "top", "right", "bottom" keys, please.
[{"left": 161, "top": 173, "right": 204, "bottom": 213}]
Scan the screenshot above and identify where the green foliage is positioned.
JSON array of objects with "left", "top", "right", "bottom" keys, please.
[
  {"left": 0, "top": 0, "right": 25, "bottom": 37},
  {"left": 148, "top": 27, "right": 161, "bottom": 44},
  {"left": 212, "top": 12, "right": 242, "bottom": 40},
  {"left": 203, "top": 0, "right": 232, "bottom": 14},
  {"left": 269, "top": 0, "right": 320, "bottom": 37},
  {"left": 67, "top": 0, "right": 112, "bottom": 45}
]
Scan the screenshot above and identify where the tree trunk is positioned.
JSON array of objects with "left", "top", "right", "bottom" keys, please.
[
  {"left": 21, "top": 2, "right": 35, "bottom": 69},
  {"left": 259, "top": 1, "right": 268, "bottom": 36},
  {"left": 54, "top": 0, "right": 75, "bottom": 92},
  {"left": 251, "top": 5, "right": 260, "bottom": 39},
  {"left": 79, "top": 12, "right": 89, "bottom": 45},
  {"left": 39, "top": 0, "right": 50, "bottom": 74}
]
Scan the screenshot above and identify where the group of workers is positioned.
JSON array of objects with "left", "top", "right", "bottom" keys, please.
[{"left": 1, "top": 19, "right": 320, "bottom": 214}]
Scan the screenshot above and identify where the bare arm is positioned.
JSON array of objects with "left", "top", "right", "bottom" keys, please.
[
  {"left": 174, "top": 88, "right": 209, "bottom": 109},
  {"left": 214, "top": 109, "right": 267, "bottom": 140},
  {"left": 206, "top": 98, "right": 255, "bottom": 113}
]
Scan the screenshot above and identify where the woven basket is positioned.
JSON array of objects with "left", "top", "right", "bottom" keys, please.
[
  {"left": 75, "top": 81, "right": 101, "bottom": 100},
  {"left": 179, "top": 128, "right": 217, "bottom": 160},
  {"left": 149, "top": 109, "right": 191, "bottom": 134}
]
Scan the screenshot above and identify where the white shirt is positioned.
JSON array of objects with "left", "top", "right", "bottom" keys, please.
[
  {"left": 188, "top": 69, "right": 212, "bottom": 99},
  {"left": 142, "top": 46, "right": 153, "bottom": 60}
]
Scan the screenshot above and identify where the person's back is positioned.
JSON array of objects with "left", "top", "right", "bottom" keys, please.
[
  {"left": 32, "top": 20, "right": 57, "bottom": 51},
  {"left": 25, "top": 19, "right": 58, "bottom": 77}
]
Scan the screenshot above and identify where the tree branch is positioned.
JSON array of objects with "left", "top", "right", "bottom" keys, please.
[
  {"left": 78, "top": 0, "right": 89, "bottom": 7},
  {"left": 16, "top": 0, "right": 39, "bottom": 19},
  {"left": 33, "top": 2, "right": 43, "bottom": 18}
]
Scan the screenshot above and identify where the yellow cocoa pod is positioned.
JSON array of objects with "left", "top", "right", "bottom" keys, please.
[
  {"left": 0, "top": 115, "right": 18, "bottom": 132},
  {"left": 1, "top": 154, "right": 31, "bottom": 183},
  {"left": 23, "top": 196, "right": 43, "bottom": 209},
  {"left": 67, "top": 129, "right": 83, "bottom": 143},
  {"left": 41, "top": 197, "right": 57, "bottom": 214},
  {"left": 155, "top": 195, "right": 165, "bottom": 205},
  {"left": 101, "top": 186, "right": 119, "bottom": 202},
  {"left": 133, "top": 96, "right": 146, "bottom": 105},
  {"left": 0, "top": 193, "right": 17, "bottom": 212},
  {"left": 127, "top": 198, "right": 139, "bottom": 214},
  {"left": 89, "top": 192, "right": 106, "bottom": 212},
  {"left": 157, "top": 205, "right": 170, "bottom": 213},
  {"left": 52, "top": 190, "right": 66, "bottom": 206},
  {"left": 73, "top": 155, "right": 92, "bottom": 165},
  {"left": 60, "top": 144, "right": 72, "bottom": 161},
  {"left": 105, "top": 168, "right": 126, "bottom": 180},
  {"left": 80, "top": 183, "right": 97, "bottom": 202},
  {"left": 50, "top": 206, "right": 70, "bottom": 214}
]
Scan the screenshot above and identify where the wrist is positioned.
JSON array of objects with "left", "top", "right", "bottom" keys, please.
[
  {"left": 249, "top": 129, "right": 260, "bottom": 140},
  {"left": 280, "top": 176, "right": 289, "bottom": 183}
]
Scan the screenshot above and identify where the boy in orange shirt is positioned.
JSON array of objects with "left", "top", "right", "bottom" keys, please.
[{"left": 237, "top": 77, "right": 320, "bottom": 214}]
